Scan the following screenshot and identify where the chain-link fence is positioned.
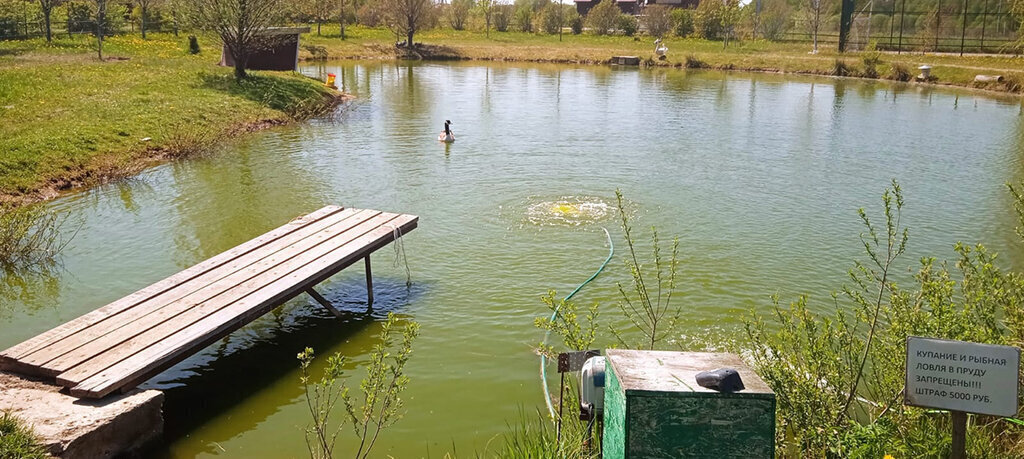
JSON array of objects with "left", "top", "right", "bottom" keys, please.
[{"left": 774, "top": 0, "right": 1020, "bottom": 54}]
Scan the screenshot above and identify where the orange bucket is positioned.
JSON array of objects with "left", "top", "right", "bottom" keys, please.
[{"left": 325, "top": 73, "right": 337, "bottom": 89}]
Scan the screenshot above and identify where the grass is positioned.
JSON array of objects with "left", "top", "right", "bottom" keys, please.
[
  {"left": 301, "top": 25, "right": 1024, "bottom": 94},
  {"left": 0, "top": 33, "right": 342, "bottom": 202},
  {"left": 0, "top": 411, "right": 48, "bottom": 459}
]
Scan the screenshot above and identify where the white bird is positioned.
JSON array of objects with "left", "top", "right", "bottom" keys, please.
[{"left": 654, "top": 39, "right": 668, "bottom": 59}]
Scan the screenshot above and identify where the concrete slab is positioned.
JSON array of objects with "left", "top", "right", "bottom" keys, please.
[{"left": 0, "top": 371, "right": 163, "bottom": 458}]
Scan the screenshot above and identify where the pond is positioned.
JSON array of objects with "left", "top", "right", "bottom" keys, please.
[{"left": 2, "top": 61, "right": 1024, "bottom": 457}]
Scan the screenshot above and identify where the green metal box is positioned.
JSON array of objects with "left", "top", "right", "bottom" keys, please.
[{"left": 602, "top": 350, "right": 776, "bottom": 458}]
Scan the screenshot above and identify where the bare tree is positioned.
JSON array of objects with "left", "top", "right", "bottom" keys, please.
[
  {"left": 382, "top": 0, "right": 432, "bottom": 46},
  {"left": 447, "top": 0, "right": 472, "bottom": 30},
  {"left": 642, "top": 5, "right": 673, "bottom": 39},
  {"left": 477, "top": 0, "right": 494, "bottom": 37},
  {"left": 306, "top": 0, "right": 332, "bottom": 35},
  {"left": 136, "top": 0, "right": 162, "bottom": 38},
  {"left": 808, "top": 0, "right": 825, "bottom": 53},
  {"left": 187, "top": 0, "right": 283, "bottom": 79},
  {"left": 37, "top": 0, "right": 66, "bottom": 42},
  {"left": 94, "top": 0, "right": 107, "bottom": 59}
]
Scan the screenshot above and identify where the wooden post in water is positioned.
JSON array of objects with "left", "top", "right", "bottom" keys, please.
[
  {"left": 951, "top": 411, "right": 967, "bottom": 459},
  {"left": 365, "top": 256, "right": 374, "bottom": 306}
]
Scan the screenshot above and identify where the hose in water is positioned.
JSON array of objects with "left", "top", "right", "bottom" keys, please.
[{"left": 540, "top": 227, "right": 614, "bottom": 420}]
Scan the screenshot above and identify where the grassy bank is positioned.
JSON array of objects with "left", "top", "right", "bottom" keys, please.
[
  {"left": 0, "top": 33, "right": 343, "bottom": 203},
  {"left": 301, "top": 25, "right": 1024, "bottom": 94}
]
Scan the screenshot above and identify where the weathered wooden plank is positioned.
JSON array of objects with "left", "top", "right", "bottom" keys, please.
[
  {"left": 58, "top": 212, "right": 411, "bottom": 389},
  {"left": 23, "top": 208, "right": 373, "bottom": 375},
  {"left": 68, "top": 214, "right": 417, "bottom": 398},
  {"left": 0, "top": 205, "right": 344, "bottom": 365}
]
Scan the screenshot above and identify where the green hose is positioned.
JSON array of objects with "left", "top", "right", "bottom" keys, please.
[{"left": 540, "top": 227, "right": 614, "bottom": 420}]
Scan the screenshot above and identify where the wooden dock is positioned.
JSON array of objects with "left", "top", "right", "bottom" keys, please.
[{"left": 0, "top": 206, "right": 417, "bottom": 398}]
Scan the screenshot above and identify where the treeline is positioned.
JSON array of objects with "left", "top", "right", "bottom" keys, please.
[{"left": 2, "top": 0, "right": 1022, "bottom": 51}]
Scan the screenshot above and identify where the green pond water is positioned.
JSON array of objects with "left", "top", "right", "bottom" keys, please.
[{"left": 3, "top": 61, "right": 1024, "bottom": 458}]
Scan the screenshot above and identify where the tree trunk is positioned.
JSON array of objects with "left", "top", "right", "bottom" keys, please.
[
  {"left": 96, "top": 1, "right": 105, "bottom": 60},
  {"left": 172, "top": 11, "right": 179, "bottom": 37},
  {"left": 234, "top": 56, "right": 248, "bottom": 80},
  {"left": 340, "top": 3, "right": 346, "bottom": 40},
  {"left": 317, "top": 20, "right": 321, "bottom": 36},
  {"left": 43, "top": 7, "right": 52, "bottom": 43},
  {"left": 407, "top": 29, "right": 414, "bottom": 47},
  {"left": 141, "top": 5, "right": 147, "bottom": 39}
]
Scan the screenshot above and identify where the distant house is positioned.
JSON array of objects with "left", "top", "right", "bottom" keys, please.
[{"left": 574, "top": 0, "right": 698, "bottom": 17}]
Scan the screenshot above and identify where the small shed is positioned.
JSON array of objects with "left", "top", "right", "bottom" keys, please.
[{"left": 219, "top": 27, "right": 310, "bottom": 72}]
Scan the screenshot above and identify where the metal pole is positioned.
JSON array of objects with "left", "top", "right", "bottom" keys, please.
[
  {"left": 980, "top": 0, "right": 988, "bottom": 52},
  {"left": 951, "top": 411, "right": 967, "bottom": 459},
  {"left": 960, "top": 0, "right": 969, "bottom": 55},
  {"left": 897, "top": 0, "right": 907, "bottom": 54},
  {"left": 364, "top": 256, "right": 374, "bottom": 306}
]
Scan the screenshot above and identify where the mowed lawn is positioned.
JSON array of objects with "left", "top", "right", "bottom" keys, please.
[{"left": 0, "top": 33, "right": 336, "bottom": 199}]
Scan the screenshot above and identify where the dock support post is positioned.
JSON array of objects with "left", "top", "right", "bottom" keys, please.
[
  {"left": 306, "top": 287, "right": 343, "bottom": 318},
  {"left": 365, "top": 256, "right": 374, "bottom": 306}
]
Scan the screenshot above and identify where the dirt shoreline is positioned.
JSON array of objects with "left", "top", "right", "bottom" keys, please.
[
  {"left": 303, "top": 43, "right": 1024, "bottom": 97},
  {"left": 0, "top": 92, "right": 351, "bottom": 208}
]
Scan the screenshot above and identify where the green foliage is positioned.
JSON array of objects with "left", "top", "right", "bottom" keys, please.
[
  {"left": 298, "top": 313, "right": 420, "bottom": 459},
  {"left": 643, "top": 5, "right": 673, "bottom": 39},
  {"left": 298, "top": 348, "right": 348, "bottom": 459},
  {"left": 745, "top": 180, "right": 1024, "bottom": 457},
  {"left": 493, "top": 408, "right": 599, "bottom": 458},
  {"left": 535, "top": 291, "right": 599, "bottom": 356},
  {"left": 537, "top": 4, "right": 563, "bottom": 35},
  {"left": 693, "top": 0, "right": 723, "bottom": 39},
  {"left": 570, "top": 12, "right": 582, "bottom": 34},
  {"left": 0, "top": 204, "right": 72, "bottom": 270},
  {"left": 861, "top": 41, "right": 881, "bottom": 78},
  {"left": 584, "top": 0, "right": 617, "bottom": 36},
  {"left": 447, "top": 0, "right": 473, "bottom": 30},
  {"left": 670, "top": 8, "right": 693, "bottom": 37},
  {"left": 889, "top": 62, "right": 912, "bottom": 81},
  {"left": 611, "top": 189, "right": 682, "bottom": 350},
  {"left": 0, "top": 411, "right": 48, "bottom": 459},
  {"left": 755, "top": 0, "right": 791, "bottom": 40},
  {"left": 513, "top": 2, "right": 532, "bottom": 32},
  {"left": 493, "top": 4, "right": 511, "bottom": 32},
  {"left": 616, "top": 13, "right": 637, "bottom": 37},
  {"left": 832, "top": 58, "right": 853, "bottom": 76}
]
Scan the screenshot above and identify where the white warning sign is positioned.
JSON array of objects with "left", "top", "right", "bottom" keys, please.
[{"left": 905, "top": 336, "right": 1020, "bottom": 417}]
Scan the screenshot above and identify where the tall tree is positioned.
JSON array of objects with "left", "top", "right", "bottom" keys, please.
[
  {"left": 306, "top": 0, "right": 331, "bottom": 35},
  {"left": 808, "top": 0, "right": 826, "bottom": 53},
  {"left": 136, "top": 0, "right": 161, "bottom": 38},
  {"left": 477, "top": 0, "right": 493, "bottom": 37},
  {"left": 642, "top": 4, "right": 673, "bottom": 39},
  {"left": 446, "top": 0, "right": 472, "bottom": 30},
  {"left": 187, "top": 0, "right": 283, "bottom": 79},
  {"left": 94, "top": 0, "right": 107, "bottom": 59},
  {"left": 382, "top": 0, "right": 431, "bottom": 46},
  {"left": 37, "top": 0, "right": 65, "bottom": 42},
  {"left": 338, "top": 0, "right": 346, "bottom": 39}
]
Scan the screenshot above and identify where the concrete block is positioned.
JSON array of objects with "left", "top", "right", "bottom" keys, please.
[{"left": 0, "top": 372, "right": 163, "bottom": 458}]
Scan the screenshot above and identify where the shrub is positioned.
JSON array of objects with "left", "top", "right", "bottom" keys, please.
[
  {"left": 861, "top": 42, "right": 882, "bottom": 78},
  {"left": 447, "top": 0, "right": 473, "bottom": 30},
  {"left": 570, "top": 13, "right": 583, "bottom": 34},
  {"left": 756, "top": 0, "right": 791, "bottom": 40},
  {"left": 889, "top": 62, "right": 912, "bottom": 81},
  {"left": 493, "top": 4, "right": 512, "bottom": 31},
  {"left": 643, "top": 5, "right": 673, "bottom": 39},
  {"left": 513, "top": 5, "right": 532, "bottom": 32},
  {"left": 693, "top": 0, "right": 723, "bottom": 39},
  {"left": 356, "top": 2, "right": 383, "bottom": 27},
  {"left": 684, "top": 55, "right": 708, "bottom": 68},
  {"left": 671, "top": 8, "right": 694, "bottom": 37},
  {"left": 0, "top": 204, "right": 72, "bottom": 270},
  {"left": 585, "top": 0, "right": 618, "bottom": 35},
  {"left": 539, "top": 4, "right": 562, "bottom": 35},
  {"left": 188, "top": 35, "right": 200, "bottom": 54},
  {"left": 746, "top": 180, "right": 1024, "bottom": 457},
  {"left": 0, "top": 412, "right": 48, "bottom": 459},
  {"left": 832, "top": 59, "right": 853, "bottom": 76},
  {"left": 617, "top": 14, "right": 638, "bottom": 37}
]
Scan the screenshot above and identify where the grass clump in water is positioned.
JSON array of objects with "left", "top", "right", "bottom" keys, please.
[
  {"left": 0, "top": 204, "right": 72, "bottom": 270},
  {"left": 0, "top": 411, "right": 49, "bottom": 459}
]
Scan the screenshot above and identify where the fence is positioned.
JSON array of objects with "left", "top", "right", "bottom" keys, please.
[{"left": 769, "top": 0, "right": 1020, "bottom": 54}]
